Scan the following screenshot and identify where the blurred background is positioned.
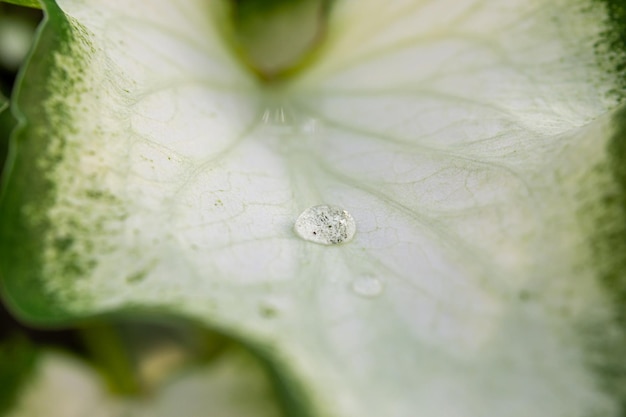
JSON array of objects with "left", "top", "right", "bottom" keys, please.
[{"left": 0, "top": 2, "right": 40, "bottom": 175}]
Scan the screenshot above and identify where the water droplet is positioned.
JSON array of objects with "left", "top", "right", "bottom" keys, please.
[
  {"left": 294, "top": 205, "right": 356, "bottom": 245},
  {"left": 351, "top": 276, "right": 383, "bottom": 298}
]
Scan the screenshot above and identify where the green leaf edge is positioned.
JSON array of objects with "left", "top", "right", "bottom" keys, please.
[
  {"left": 594, "top": 0, "right": 626, "bottom": 93},
  {"left": 587, "top": 104, "right": 626, "bottom": 407},
  {"left": 0, "top": 94, "right": 14, "bottom": 203},
  {"left": 0, "top": 0, "right": 75, "bottom": 324},
  {"left": 1, "top": 0, "right": 41, "bottom": 9}
]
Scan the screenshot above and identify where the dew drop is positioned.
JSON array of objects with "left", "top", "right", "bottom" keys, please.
[
  {"left": 294, "top": 205, "right": 356, "bottom": 245},
  {"left": 351, "top": 276, "right": 383, "bottom": 298}
]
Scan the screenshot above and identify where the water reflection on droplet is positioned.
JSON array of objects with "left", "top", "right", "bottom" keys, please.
[
  {"left": 351, "top": 276, "right": 383, "bottom": 298},
  {"left": 294, "top": 205, "right": 356, "bottom": 245}
]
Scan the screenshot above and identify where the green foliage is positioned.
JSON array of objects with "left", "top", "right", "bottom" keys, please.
[
  {"left": 228, "top": 0, "right": 332, "bottom": 79},
  {"left": 0, "top": 95, "right": 15, "bottom": 175},
  {"left": 0, "top": 336, "right": 37, "bottom": 415},
  {"left": 593, "top": 0, "right": 626, "bottom": 94},
  {"left": 0, "top": 0, "right": 40, "bottom": 9}
]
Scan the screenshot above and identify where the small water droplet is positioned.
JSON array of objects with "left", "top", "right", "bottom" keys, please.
[
  {"left": 294, "top": 205, "right": 356, "bottom": 245},
  {"left": 351, "top": 276, "right": 383, "bottom": 298}
]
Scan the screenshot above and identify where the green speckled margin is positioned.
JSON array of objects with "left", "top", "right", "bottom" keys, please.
[
  {"left": 0, "top": 0, "right": 88, "bottom": 324},
  {"left": 595, "top": 104, "right": 626, "bottom": 409},
  {"left": 577, "top": 0, "right": 626, "bottom": 393},
  {"left": 593, "top": 0, "right": 626, "bottom": 96},
  {"left": 605, "top": 107, "right": 626, "bottom": 316}
]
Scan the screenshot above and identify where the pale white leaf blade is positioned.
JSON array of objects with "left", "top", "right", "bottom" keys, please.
[{"left": 3, "top": 0, "right": 625, "bottom": 416}]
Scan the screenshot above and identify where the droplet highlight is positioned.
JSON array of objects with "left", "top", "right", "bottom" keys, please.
[
  {"left": 351, "top": 276, "right": 383, "bottom": 298},
  {"left": 294, "top": 205, "right": 356, "bottom": 245}
]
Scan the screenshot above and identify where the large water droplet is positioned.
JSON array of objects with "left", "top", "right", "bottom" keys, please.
[
  {"left": 294, "top": 205, "right": 356, "bottom": 245},
  {"left": 351, "top": 276, "right": 383, "bottom": 298}
]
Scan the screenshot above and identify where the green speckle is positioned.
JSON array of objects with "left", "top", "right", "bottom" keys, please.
[
  {"left": 85, "top": 189, "right": 105, "bottom": 199},
  {"left": 53, "top": 235, "right": 74, "bottom": 251},
  {"left": 259, "top": 304, "right": 278, "bottom": 318},
  {"left": 583, "top": 105, "right": 626, "bottom": 410},
  {"left": 593, "top": 0, "right": 626, "bottom": 94},
  {"left": 126, "top": 269, "right": 149, "bottom": 284},
  {"left": 591, "top": 105, "right": 626, "bottom": 312}
]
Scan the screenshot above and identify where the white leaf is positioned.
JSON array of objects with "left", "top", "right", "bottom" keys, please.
[{"left": 3, "top": 0, "right": 626, "bottom": 416}]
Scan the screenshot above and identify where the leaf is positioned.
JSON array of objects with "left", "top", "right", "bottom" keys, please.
[
  {"left": 229, "top": 0, "right": 330, "bottom": 78},
  {"left": 5, "top": 347, "right": 283, "bottom": 417},
  {"left": 0, "top": 93, "right": 16, "bottom": 170},
  {"left": 0, "top": 336, "right": 37, "bottom": 415},
  {"left": 1, "top": 0, "right": 626, "bottom": 416},
  {"left": 0, "top": 0, "right": 41, "bottom": 9}
]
